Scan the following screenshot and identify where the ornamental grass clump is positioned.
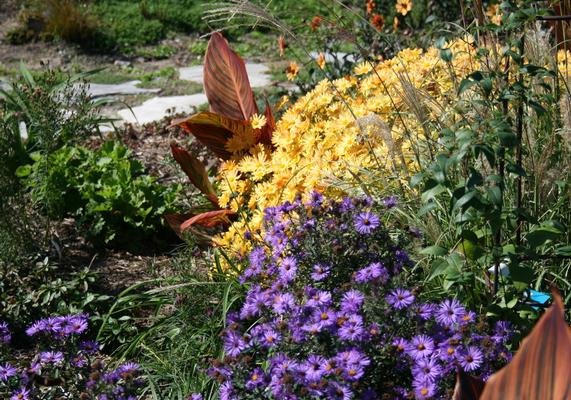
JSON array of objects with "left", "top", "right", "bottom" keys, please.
[
  {"left": 196, "top": 195, "right": 514, "bottom": 399},
  {"left": 0, "top": 316, "right": 143, "bottom": 399}
]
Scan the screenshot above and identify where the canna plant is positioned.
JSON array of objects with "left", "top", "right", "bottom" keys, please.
[{"left": 167, "top": 32, "right": 275, "bottom": 235}]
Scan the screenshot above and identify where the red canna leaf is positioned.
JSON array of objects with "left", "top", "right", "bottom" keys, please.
[
  {"left": 170, "top": 142, "right": 218, "bottom": 207},
  {"left": 453, "top": 368, "right": 485, "bottom": 400},
  {"left": 165, "top": 210, "right": 236, "bottom": 238},
  {"left": 204, "top": 32, "right": 259, "bottom": 121},
  {"left": 180, "top": 209, "right": 236, "bottom": 231},
  {"left": 480, "top": 290, "right": 571, "bottom": 400},
  {"left": 257, "top": 99, "right": 275, "bottom": 147},
  {"left": 174, "top": 112, "right": 255, "bottom": 160}
]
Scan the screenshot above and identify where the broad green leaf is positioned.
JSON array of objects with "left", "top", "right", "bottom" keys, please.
[
  {"left": 421, "top": 245, "right": 448, "bottom": 256},
  {"left": 526, "top": 226, "right": 562, "bottom": 249}
]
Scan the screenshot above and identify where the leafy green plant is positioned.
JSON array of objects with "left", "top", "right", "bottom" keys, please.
[
  {"left": 0, "top": 256, "right": 109, "bottom": 329},
  {"left": 21, "top": 141, "right": 182, "bottom": 250}
]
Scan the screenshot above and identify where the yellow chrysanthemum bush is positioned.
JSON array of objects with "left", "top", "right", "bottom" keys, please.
[
  {"left": 169, "top": 29, "right": 571, "bottom": 271},
  {"left": 189, "top": 36, "right": 479, "bottom": 260}
]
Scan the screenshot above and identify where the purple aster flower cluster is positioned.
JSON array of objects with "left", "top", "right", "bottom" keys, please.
[
  {"left": 196, "top": 194, "right": 516, "bottom": 399},
  {"left": 0, "top": 315, "right": 143, "bottom": 400},
  {"left": 390, "top": 298, "right": 515, "bottom": 399},
  {"left": 25, "top": 314, "right": 88, "bottom": 338}
]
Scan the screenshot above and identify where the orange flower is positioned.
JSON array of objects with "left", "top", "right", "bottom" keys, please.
[
  {"left": 366, "top": 0, "right": 376, "bottom": 15},
  {"left": 310, "top": 16, "right": 322, "bottom": 31},
  {"left": 278, "top": 35, "right": 287, "bottom": 57},
  {"left": 393, "top": 16, "right": 399, "bottom": 32},
  {"left": 286, "top": 61, "right": 300, "bottom": 81},
  {"left": 317, "top": 52, "right": 326, "bottom": 69},
  {"left": 396, "top": 0, "right": 413, "bottom": 16},
  {"left": 371, "top": 14, "right": 384, "bottom": 32}
]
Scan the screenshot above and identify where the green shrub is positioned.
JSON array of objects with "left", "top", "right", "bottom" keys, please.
[
  {"left": 22, "top": 141, "right": 182, "bottom": 251},
  {"left": 90, "top": 0, "right": 167, "bottom": 53}
]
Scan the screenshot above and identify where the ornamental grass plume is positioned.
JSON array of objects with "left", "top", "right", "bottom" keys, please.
[{"left": 195, "top": 196, "right": 514, "bottom": 399}]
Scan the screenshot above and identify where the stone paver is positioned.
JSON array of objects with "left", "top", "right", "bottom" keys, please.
[
  {"left": 179, "top": 63, "right": 271, "bottom": 88},
  {"left": 86, "top": 80, "right": 161, "bottom": 98},
  {"left": 117, "top": 93, "right": 208, "bottom": 125}
]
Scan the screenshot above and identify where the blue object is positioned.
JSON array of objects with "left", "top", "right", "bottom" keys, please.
[{"left": 528, "top": 289, "right": 551, "bottom": 310}]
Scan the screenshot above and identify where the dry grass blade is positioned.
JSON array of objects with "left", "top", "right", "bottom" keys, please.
[
  {"left": 203, "top": 1, "right": 295, "bottom": 38},
  {"left": 480, "top": 291, "right": 571, "bottom": 400}
]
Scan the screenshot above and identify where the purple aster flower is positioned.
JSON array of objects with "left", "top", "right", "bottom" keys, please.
[
  {"left": 310, "top": 263, "right": 330, "bottom": 281},
  {"left": 279, "top": 256, "right": 298, "bottom": 283},
  {"left": 435, "top": 299, "right": 466, "bottom": 326},
  {"left": 223, "top": 331, "right": 248, "bottom": 357},
  {"left": 219, "top": 381, "right": 237, "bottom": 400},
  {"left": 270, "top": 353, "right": 298, "bottom": 376},
  {"left": 10, "top": 388, "right": 31, "bottom": 400},
  {"left": 301, "top": 355, "right": 327, "bottom": 382},
  {"left": 328, "top": 382, "right": 353, "bottom": 400},
  {"left": 25, "top": 321, "right": 44, "bottom": 336},
  {"left": 407, "top": 335, "right": 435, "bottom": 360},
  {"left": 43, "top": 317, "right": 63, "bottom": 333},
  {"left": 272, "top": 292, "right": 296, "bottom": 314},
  {"left": 340, "top": 290, "right": 365, "bottom": 313},
  {"left": 118, "top": 362, "right": 140, "bottom": 377},
  {"left": 249, "top": 247, "right": 266, "bottom": 268},
  {"left": 305, "top": 289, "right": 332, "bottom": 308},
  {"left": 338, "top": 321, "right": 365, "bottom": 341},
  {"left": 354, "top": 262, "right": 388, "bottom": 283},
  {"left": 386, "top": 288, "right": 415, "bottom": 309},
  {"left": 383, "top": 196, "right": 398, "bottom": 208},
  {"left": 307, "top": 191, "right": 324, "bottom": 207},
  {"left": 412, "top": 357, "right": 443, "bottom": 382},
  {"left": 260, "top": 328, "right": 281, "bottom": 347},
  {"left": 71, "top": 354, "right": 87, "bottom": 367},
  {"left": 79, "top": 340, "right": 100, "bottom": 353},
  {"left": 460, "top": 346, "right": 484, "bottom": 372},
  {"left": 492, "top": 321, "right": 512, "bottom": 344},
  {"left": 188, "top": 394, "right": 203, "bottom": 400},
  {"left": 65, "top": 316, "right": 88, "bottom": 335},
  {"left": 39, "top": 351, "right": 64, "bottom": 364},
  {"left": 415, "top": 303, "right": 435, "bottom": 320},
  {"left": 392, "top": 337, "right": 408, "bottom": 354},
  {"left": 315, "top": 308, "right": 336, "bottom": 328},
  {"left": 0, "top": 363, "right": 17, "bottom": 381},
  {"left": 354, "top": 212, "right": 380, "bottom": 234},
  {"left": 245, "top": 368, "right": 265, "bottom": 390},
  {"left": 413, "top": 378, "right": 437, "bottom": 399}
]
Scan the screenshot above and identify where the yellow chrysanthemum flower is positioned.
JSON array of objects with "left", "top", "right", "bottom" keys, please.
[{"left": 250, "top": 113, "right": 267, "bottom": 130}]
